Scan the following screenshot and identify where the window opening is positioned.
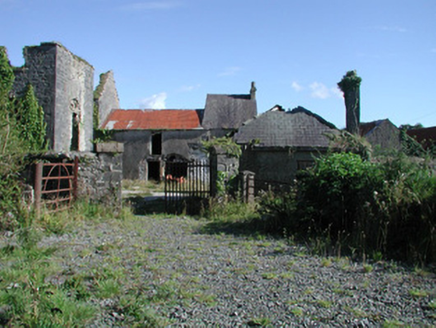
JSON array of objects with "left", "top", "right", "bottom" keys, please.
[{"left": 151, "top": 133, "right": 162, "bottom": 155}]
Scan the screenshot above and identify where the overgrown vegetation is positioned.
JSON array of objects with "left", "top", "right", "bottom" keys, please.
[
  {"left": 0, "top": 201, "right": 135, "bottom": 326},
  {"left": 258, "top": 151, "right": 436, "bottom": 263},
  {"left": 1, "top": 47, "right": 47, "bottom": 229},
  {"left": 201, "top": 136, "right": 242, "bottom": 158}
]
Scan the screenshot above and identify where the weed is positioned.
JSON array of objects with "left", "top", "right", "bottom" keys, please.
[
  {"left": 261, "top": 272, "right": 278, "bottom": 280},
  {"left": 321, "top": 257, "right": 332, "bottom": 267},
  {"left": 290, "top": 307, "right": 304, "bottom": 317},
  {"left": 279, "top": 272, "right": 294, "bottom": 279},
  {"left": 409, "top": 289, "right": 429, "bottom": 298},
  {"left": 382, "top": 320, "right": 409, "bottom": 327},
  {"left": 316, "top": 299, "right": 332, "bottom": 308},
  {"left": 247, "top": 316, "right": 272, "bottom": 327},
  {"left": 428, "top": 299, "right": 436, "bottom": 309},
  {"left": 95, "top": 278, "right": 122, "bottom": 298},
  {"left": 344, "top": 306, "right": 367, "bottom": 318},
  {"left": 363, "top": 264, "right": 374, "bottom": 273}
]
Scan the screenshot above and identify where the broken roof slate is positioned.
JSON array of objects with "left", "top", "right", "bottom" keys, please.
[
  {"left": 101, "top": 109, "right": 203, "bottom": 130},
  {"left": 234, "top": 107, "right": 337, "bottom": 148},
  {"left": 201, "top": 94, "right": 257, "bottom": 129}
]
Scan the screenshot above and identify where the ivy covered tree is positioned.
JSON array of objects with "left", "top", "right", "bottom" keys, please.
[
  {"left": 0, "top": 46, "right": 21, "bottom": 157},
  {"left": 0, "top": 47, "right": 15, "bottom": 102},
  {"left": 17, "top": 84, "right": 47, "bottom": 152},
  {"left": 0, "top": 47, "right": 46, "bottom": 229},
  {"left": 338, "top": 70, "right": 362, "bottom": 135}
]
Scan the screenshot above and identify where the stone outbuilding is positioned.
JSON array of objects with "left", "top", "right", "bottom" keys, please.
[
  {"left": 234, "top": 105, "right": 338, "bottom": 183},
  {"left": 359, "top": 119, "right": 402, "bottom": 151},
  {"left": 101, "top": 83, "right": 257, "bottom": 180}
]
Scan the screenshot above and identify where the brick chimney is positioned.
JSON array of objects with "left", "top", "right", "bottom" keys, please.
[{"left": 250, "top": 81, "right": 256, "bottom": 100}]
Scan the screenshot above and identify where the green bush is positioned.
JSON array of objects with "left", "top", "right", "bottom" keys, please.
[{"left": 258, "top": 152, "right": 436, "bottom": 263}]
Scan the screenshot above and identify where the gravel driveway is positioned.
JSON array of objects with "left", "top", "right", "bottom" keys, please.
[{"left": 38, "top": 215, "right": 435, "bottom": 327}]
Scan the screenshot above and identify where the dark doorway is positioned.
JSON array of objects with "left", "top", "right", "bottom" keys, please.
[
  {"left": 148, "top": 161, "right": 161, "bottom": 181},
  {"left": 70, "top": 112, "right": 79, "bottom": 151},
  {"left": 151, "top": 133, "right": 162, "bottom": 155}
]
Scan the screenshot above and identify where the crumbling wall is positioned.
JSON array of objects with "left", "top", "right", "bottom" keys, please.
[
  {"left": 13, "top": 43, "right": 57, "bottom": 147},
  {"left": 12, "top": 42, "right": 94, "bottom": 152},
  {"left": 94, "top": 70, "right": 120, "bottom": 127},
  {"left": 55, "top": 44, "right": 94, "bottom": 152}
]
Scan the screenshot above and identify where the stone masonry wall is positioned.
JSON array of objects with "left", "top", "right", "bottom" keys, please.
[
  {"left": 13, "top": 43, "right": 57, "bottom": 147},
  {"left": 55, "top": 44, "right": 94, "bottom": 152},
  {"left": 13, "top": 42, "right": 94, "bottom": 152},
  {"left": 95, "top": 70, "right": 120, "bottom": 127},
  {"left": 76, "top": 150, "right": 123, "bottom": 208}
]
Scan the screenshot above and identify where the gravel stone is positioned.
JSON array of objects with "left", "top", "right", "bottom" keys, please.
[{"left": 4, "top": 216, "right": 433, "bottom": 327}]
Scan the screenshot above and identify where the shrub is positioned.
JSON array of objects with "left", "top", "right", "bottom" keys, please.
[{"left": 257, "top": 151, "right": 436, "bottom": 263}]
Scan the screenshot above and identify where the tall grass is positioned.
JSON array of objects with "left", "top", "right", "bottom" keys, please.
[{"left": 0, "top": 200, "right": 135, "bottom": 326}]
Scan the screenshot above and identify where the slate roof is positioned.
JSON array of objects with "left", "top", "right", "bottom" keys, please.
[
  {"left": 201, "top": 94, "right": 257, "bottom": 129},
  {"left": 101, "top": 109, "right": 203, "bottom": 130},
  {"left": 359, "top": 120, "right": 390, "bottom": 137},
  {"left": 234, "top": 106, "right": 338, "bottom": 148}
]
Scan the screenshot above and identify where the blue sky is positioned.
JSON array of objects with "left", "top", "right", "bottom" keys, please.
[{"left": 1, "top": 0, "right": 435, "bottom": 129}]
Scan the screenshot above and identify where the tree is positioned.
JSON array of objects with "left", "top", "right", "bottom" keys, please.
[
  {"left": 0, "top": 46, "right": 19, "bottom": 156},
  {"left": 17, "top": 84, "right": 47, "bottom": 152},
  {"left": 338, "top": 70, "right": 362, "bottom": 135},
  {"left": 0, "top": 47, "right": 15, "bottom": 101}
]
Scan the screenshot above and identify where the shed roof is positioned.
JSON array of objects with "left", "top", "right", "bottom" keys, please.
[
  {"left": 234, "top": 106, "right": 338, "bottom": 148},
  {"left": 201, "top": 94, "right": 257, "bottom": 129},
  {"left": 101, "top": 109, "right": 203, "bottom": 130}
]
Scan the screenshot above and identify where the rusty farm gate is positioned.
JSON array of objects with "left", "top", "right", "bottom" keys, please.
[
  {"left": 164, "top": 159, "right": 213, "bottom": 214},
  {"left": 34, "top": 157, "right": 79, "bottom": 214}
]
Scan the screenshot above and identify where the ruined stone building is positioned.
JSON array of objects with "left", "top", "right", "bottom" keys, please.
[
  {"left": 12, "top": 42, "right": 97, "bottom": 152},
  {"left": 234, "top": 105, "right": 338, "bottom": 182},
  {"left": 101, "top": 83, "right": 258, "bottom": 180}
]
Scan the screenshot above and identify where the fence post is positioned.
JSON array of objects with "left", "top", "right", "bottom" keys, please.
[
  {"left": 209, "top": 148, "right": 218, "bottom": 198},
  {"left": 34, "top": 162, "right": 43, "bottom": 217},
  {"left": 73, "top": 156, "right": 79, "bottom": 200},
  {"left": 240, "top": 170, "right": 255, "bottom": 203}
]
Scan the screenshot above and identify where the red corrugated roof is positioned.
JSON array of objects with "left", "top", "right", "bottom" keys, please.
[{"left": 101, "top": 109, "right": 202, "bottom": 130}]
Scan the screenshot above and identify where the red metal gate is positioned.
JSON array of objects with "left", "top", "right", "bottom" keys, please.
[{"left": 34, "top": 157, "right": 79, "bottom": 214}]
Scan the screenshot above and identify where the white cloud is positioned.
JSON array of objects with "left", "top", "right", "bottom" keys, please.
[
  {"left": 138, "top": 92, "right": 167, "bottom": 109},
  {"left": 179, "top": 84, "right": 201, "bottom": 92},
  {"left": 331, "top": 87, "right": 343, "bottom": 98},
  {"left": 218, "top": 66, "right": 241, "bottom": 77},
  {"left": 291, "top": 81, "right": 303, "bottom": 92},
  {"left": 120, "top": 1, "right": 181, "bottom": 11},
  {"left": 310, "top": 82, "right": 331, "bottom": 99}
]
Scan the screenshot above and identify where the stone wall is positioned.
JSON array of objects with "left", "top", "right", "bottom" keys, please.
[
  {"left": 240, "top": 147, "right": 326, "bottom": 183},
  {"left": 94, "top": 70, "right": 120, "bottom": 127},
  {"left": 13, "top": 43, "right": 57, "bottom": 147},
  {"left": 12, "top": 42, "right": 94, "bottom": 152},
  {"left": 112, "top": 130, "right": 152, "bottom": 179},
  {"left": 365, "top": 120, "right": 402, "bottom": 151},
  {"left": 76, "top": 145, "right": 123, "bottom": 207},
  {"left": 55, "top": 44, "right": 94, "bottom": 152},
  {"left": 113, "top": 130, "right": 214, "bottom": 180}
]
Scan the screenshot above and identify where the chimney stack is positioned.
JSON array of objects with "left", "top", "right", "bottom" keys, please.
[
  {"left": 250, "top": 81, "right": 256, "bottom": 100},
  {"left": 337, "top": 71, "right": 362, "bottom": 135}
]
